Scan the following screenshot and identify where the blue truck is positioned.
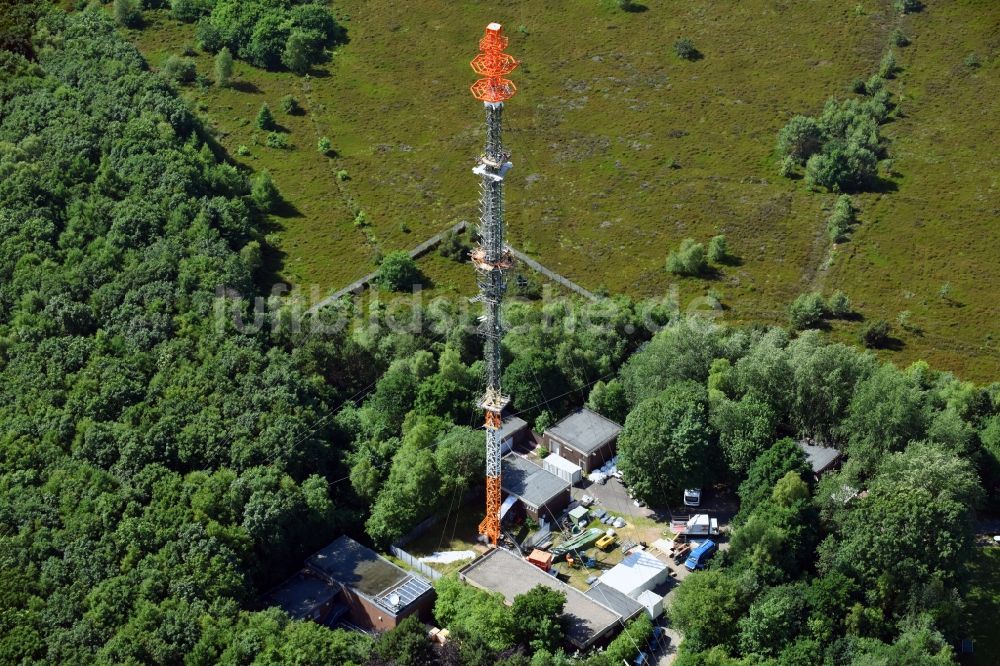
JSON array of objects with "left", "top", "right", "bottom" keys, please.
[{"left": 684, "top": 539, "right": 717, "bottom": 570}]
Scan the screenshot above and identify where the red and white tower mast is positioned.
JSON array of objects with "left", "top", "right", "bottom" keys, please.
[{"left": 469, "top": 23, "right": 518, "bottom": 547}]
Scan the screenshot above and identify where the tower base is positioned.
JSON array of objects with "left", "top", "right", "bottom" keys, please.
[{"left": 478, "top": 475, "right": 502, "bottom": 546}]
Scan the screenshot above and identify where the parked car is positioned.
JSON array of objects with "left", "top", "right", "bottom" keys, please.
[
  {"left": 683, "top": 488, "right": 702, "bottom": 507},
  {"left": 612, "top": 517, "right": 626, "bottom": 529},
  {"left": 650, "top": 627, "right": 670, "bottom": 654},
  {"left": 684, "top": 539, "right": 717, "bottom": 570}
]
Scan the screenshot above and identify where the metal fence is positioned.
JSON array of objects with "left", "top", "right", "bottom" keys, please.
[
  {"left": 394, "top": 514, "right": 442, "bottom": 548},
  {"left": 388, "top": 545, "right": 442, "bottom": 581}
]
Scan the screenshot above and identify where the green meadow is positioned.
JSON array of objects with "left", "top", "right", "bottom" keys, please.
[{"left": 124, "top": 0, "right": 998, "bottom": 380}]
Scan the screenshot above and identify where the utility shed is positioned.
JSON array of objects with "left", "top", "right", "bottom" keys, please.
[
  {"left": 568, "top": 505, "right": 590, "bottom": 525},
  {"left": 306, "top": 536, "right": 435, "bottom": 632},
  {"left": 635, "top": 590, "right": 664, "bottom": 619},
  {"left": 598, "top": 551, "right": 669, "bottom": 599},
  {"left": 543, "top": 408, "right": 622, "bottom": 473},
  {"left": 797, "top": 440, "right": 843, "bottom": 479},
  {"left": 496, "top": 415, "right": 531, "bottom": 454},
  {"left": 542, "top": 453, "right": 583, "bottom": 485},
  {"left": 460, "top": 548, "right": 622, "bottom": 650},
  {"left": 502, "top": 453, "right": 571, "bottom": 521}
]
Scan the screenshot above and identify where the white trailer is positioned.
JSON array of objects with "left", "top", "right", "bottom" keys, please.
[{"left": 672, "top": 514, "right": 719, "bottom": 538}]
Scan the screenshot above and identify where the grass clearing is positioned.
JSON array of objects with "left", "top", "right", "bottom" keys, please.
[
  {"left": 122, "top": 2, "right": 1000, "bottom": 380},
  {"left": 400, "top": 497, "right": 488, "bottom": 576}
]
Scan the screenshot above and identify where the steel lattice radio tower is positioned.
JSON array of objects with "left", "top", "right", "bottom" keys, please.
[{"left": 469, "top": 23, "right": 518, "bottom": 547}]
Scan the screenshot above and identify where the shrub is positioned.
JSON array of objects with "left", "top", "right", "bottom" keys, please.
[
  {"left": 265, "top": 132, "right": 288, "bottom": 149},
  {"left": 240, "top": 240, "right": 262, "bottom": 272},
  {"left": 161, "top": 55, "right": 196, "bottom": 84},
  {"left": 170, "top": 0, "right": 206, "bottom": 23},
  {"left": 511, "top": 273, "right": 543, "bottom": 300},
  {"left": 353, "top": 211, "right": 369, "bottom": 228},
  {"left": 317, "top": 136, "right": 331, "bottom": 154},
  {"left": 114, "top": 0, "right": 142, "bottom": 28},
  {"left": 964, "top": 53, "right": 982, "bottom": 69},
  {"left": 805, "top": 141, "right": 877, "bottom": 192},
  {"left": 890, "top": 28, "right": 910, "bottom": 47},
  {"left": 859, "top": 319, "right": 891, "bottom": 348},
  {"left": 865, "top": 75, "right": 887, "bottom": 96},
  {"left": 674, "top": 38, "right": 699, "bottom": 60},
  {"left": 789, "top": 292, "right": 826, "bottom": 330},
  {"left": 897, "top": 310, "right": 912, "bottom": 330},
  {"left": 236, "top": 144, "right": 251, "bottom": 156},
  {"left": 195, "top": 19, "right": 223, "bottom": 53},
  {"left": 666, "top": 238, "right": 708, "bottom": 276},
  {"left": 895, "top": 0, "right": 922, "bottom": 14},
  {"left": 826, "top": 290, "right": 852, "bottom": 318},
  {"left": 251, "top": 171, "right": 280, "bottom": 212},
  {"left": 605, "top": 614, "right": 655, "bottom": 665},
  {"left": 214, "top": 47, "right": 233, "bottom": 87},
  {"left": 827, "top": 194, "right": 856, "bottom": 242},
  {"left": 374, "top": 251, "right": 421, "bottom": 291},
  {"left": 879, "top": 50, "right": 898, "bottom": 79},
  {"left": 779, "top": 155, "right": 797, "bottom": 178},
  {"left": 256, "top": 103, "right": 275, "bottom": 131},
  {"left": 708, "top": 234, "right": 731, "bottom": 264},
  {"left": 777, "top": 116, "right": 823, "bottom": 165},
  {"left": 850, "top": 78, "right": 867, "bottom": 95},
  {"left": 280, "top": 94, "right": 301, "bottom": 115},
  {"left": 538, "top": 447, "right": 549, "bottom": 458},
  {"left": 534, "top": 410, "right": 555, "bottom": 433},
  {"left": 282, "top": 30, "right": 318, "bottom": 75},
  {"left": 336, "top": 169, "right": 350, "bottom": 182},
  {"left": 438, "top": 230, "right": 470, "bottom": 262}
]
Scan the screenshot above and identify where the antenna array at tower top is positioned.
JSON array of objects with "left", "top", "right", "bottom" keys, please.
[{"left": 470, "top": 23, "right": 519, "bottom": 103}]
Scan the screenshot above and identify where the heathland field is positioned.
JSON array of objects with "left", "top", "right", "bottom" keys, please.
[{"left": 125, "top": 0, "right": 998, "bottom": 380}]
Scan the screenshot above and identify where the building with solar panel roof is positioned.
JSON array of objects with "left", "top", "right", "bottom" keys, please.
[{"left": 264, "top": 535, "right": 435, "bottom": 632}]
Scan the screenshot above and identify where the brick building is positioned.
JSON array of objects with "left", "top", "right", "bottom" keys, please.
[
  {"left": 501, "top": 453, "right": 571, "bottom": 522},
  {"left": 543, "top": 408, "right": 622, "bottom": 473},
  {"left": 264, "top": 535, "right": 435, "bottom": 632}
]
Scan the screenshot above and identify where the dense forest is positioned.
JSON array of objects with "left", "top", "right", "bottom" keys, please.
[
  {"left": 0, "top": 7, "right": 377, "bottom": 663},
  {"left": 2, "top": 4, "right": 999, "bottom": 666}
]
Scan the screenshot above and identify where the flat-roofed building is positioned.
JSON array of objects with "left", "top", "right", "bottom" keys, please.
[
  {"left": 584, "top": 582, "right": 644, "bottom": 622},
  {"left": 262, "top": 571, "right": 344, "bottom": 623},
  {"left": 304, "top": 535, "right": 435, "bottom": 632},
  {"left": 459, "top": 547, "right": 623, "bottom": 650},
  {"left": 797, "top": 440, "right": 843, "bottom": 480},
  {"left": 501, "top": 453, "right": 572, "bottom": 522},
  {"left": 496, "top": 414, "right": 531, "bottom": 453},
  {"left": 543, "top": 408, "right": 622, "bottom": 473}
]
